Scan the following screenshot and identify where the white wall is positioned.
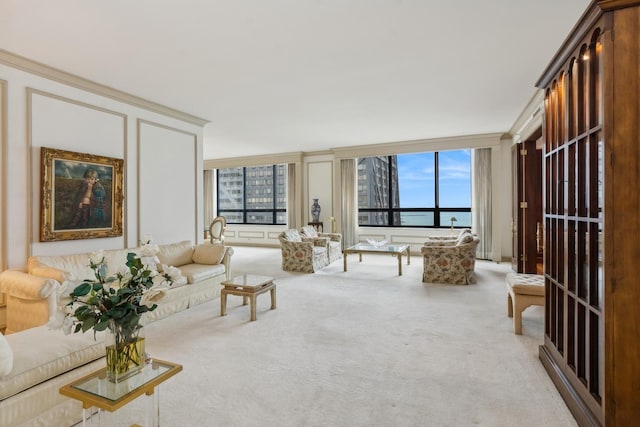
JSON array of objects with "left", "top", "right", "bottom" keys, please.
[
  {"left": 0, "top": 60, "right": 205, "bottom": 269},
  {"left": 305, "top": 155, "right": 334, "bottom": 226}
]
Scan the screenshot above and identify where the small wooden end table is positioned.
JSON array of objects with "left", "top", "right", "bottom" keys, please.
[
  {"left": 59, "top": 359, "right": 182, "bottom": 427},
  {"left": 220, "top": 274, "right": 276, "bottom": 321},
  {"left": 307, "top": 221, "right": 324, "bottom": 232}
]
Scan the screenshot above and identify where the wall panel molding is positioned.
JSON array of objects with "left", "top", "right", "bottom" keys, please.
[
  {"left": 27, "top": 88, "right": 128, "bottom": 254},
  {"left": 0, "top": 80, "right": 6, "bottom": 269},
  {"left": 137, "top": 119, "right": 198, "bottom": 244},
  {"left": 0, "top": 49, "right": 208, "bottom": 127}
]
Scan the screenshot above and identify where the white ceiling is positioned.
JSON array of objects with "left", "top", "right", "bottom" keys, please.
[{"left": 1, "top": 0, "right": 590, "bottom": 159}]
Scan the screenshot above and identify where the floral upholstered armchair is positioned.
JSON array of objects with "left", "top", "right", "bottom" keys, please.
[
  {"left": 278, "top": 229, "right": 329, "bottom": 273},
  {"left": 421, "top": 232, "right": 480, "bottom": 285},
  {"left": 299, "top": 225, "right": 342, "bottom": 263}
]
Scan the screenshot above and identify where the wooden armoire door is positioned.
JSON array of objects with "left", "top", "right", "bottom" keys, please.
[
  {"left": 537, "top": 1, "right": 640, "bottom": 425},
  {"left": 512, "top": 134, "right": 543, "bottom": 274}
]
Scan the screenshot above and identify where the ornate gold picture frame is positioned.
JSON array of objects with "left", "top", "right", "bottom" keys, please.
[{"left": 40, "top": 147, "right": 124, "bottom": 241}]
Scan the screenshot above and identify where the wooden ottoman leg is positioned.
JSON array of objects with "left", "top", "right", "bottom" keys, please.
[
  {"left": 270, "top": 287, "right": 276, "bottom": 310},
  {"left": 250, "top": 295, "right": 257, "bottom": 321},
  {"left": 220, "top": 291, "right": 228, "bottom": 316},
  {"left": 507, "top": 292, "right": 514, "bottom": 317},
  {"left": 513, "top": 295, "right": 523, "bottom": 335}
]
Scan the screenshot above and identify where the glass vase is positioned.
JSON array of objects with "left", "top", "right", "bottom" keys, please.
[{"left": 105, "top": 319, "right": 146, "bottom": 383}]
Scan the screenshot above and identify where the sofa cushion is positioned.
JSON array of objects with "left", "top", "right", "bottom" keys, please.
[
  {"left": 0, "top": 332, "right": 12, "bottom": 377},
  {"left": 192, "top": 244, "right": 226, "bottom": 265},
  {"left": 458, "top": 234, "right": 475, "bottom": 245},
  {"left": 300, "top": 226, "right": 319, "bottom": 238},
  {"left": 28, "top": 254, "right": 94, "bottom": 283},
  {"left": 0, "top": 327, "right": 105, "bottom": 400},
  {"left": 27, "top": 259, "right": 70, "bottom": 283},
  {"left": 157, "top": 241, "right": 194, "bottom": 268},
  {"left": 283, "top": 229, "right": 302, "bottom": 242},
  {"left": 456, "top": 230, "right": 473, "bottom": 245},
  {"left": 178, "top": 263, "right": 225, "bottom": 284}
]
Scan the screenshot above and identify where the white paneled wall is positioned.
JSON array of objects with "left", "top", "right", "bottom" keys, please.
[
  {"left": 0, "top": 60, "right": 204, "bottom": 269},
  {"left": 138, "top": 120, "right": 199, "bottom": 245}
]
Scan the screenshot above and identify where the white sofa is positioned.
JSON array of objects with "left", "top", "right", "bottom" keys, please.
[{"left": 0, "top": 240, "right": 233, "bottom": 427}]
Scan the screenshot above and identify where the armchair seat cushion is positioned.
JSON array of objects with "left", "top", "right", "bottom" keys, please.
[{"left": 299, "top": 226, "right": 342, "bottom": 263}]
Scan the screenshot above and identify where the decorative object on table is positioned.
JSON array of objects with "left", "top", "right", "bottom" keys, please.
[
  {"left": 366, "top": 239, "right": 387, "bottom": 247},
  {"left": 311, "top": 198, "right": 321, "bottom": 222},
  {"left": 63, "top": 251, "right": 179, "bottom": 382},
  {"left": 327, "top": 216, "right": 337, "bottom": 233},
  {"left": 39, "top": 147, "right": 124, "bottom": 242},
  {"left": 449, "top": 216, "right": 458, "bottom": 235}
]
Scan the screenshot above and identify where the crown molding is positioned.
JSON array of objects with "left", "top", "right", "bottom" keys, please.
[
  {"left": 598, "top": 0, "right": 640, "bottom": 10},
  {"left": 509, "top": 90, "right": 544, "bottom": 144},
  {"left": 204, "top": 151, "right": 304, "bottom": 169},
  {"left": 0, "top": 49, "right": 209, "bottom": 127},
  {"left": 331, "top": 133, "right": 504, "bottom": 159}
]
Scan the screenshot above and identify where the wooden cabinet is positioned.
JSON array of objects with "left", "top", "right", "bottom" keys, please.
[
  {"left": 537, "top": 1, "right": 640, "bottom": 425},
  {"left": 512, "top": 134, "right": 543, "bottom": 274}
]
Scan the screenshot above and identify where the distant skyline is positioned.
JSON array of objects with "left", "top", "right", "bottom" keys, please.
[{"left": 397, "top": 149, "right": 471, "bottom": 208}]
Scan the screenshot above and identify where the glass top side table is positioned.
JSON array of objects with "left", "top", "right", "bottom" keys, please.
[{"left": 60, "top": 359, "right": 182, "bottom": 427}]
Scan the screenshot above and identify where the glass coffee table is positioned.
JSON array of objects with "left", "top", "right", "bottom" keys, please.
[
  {"left": 343, "top": 243, "right": 411, "bottom": 275},
  {"left": 59, "top": 359, "right": 182, "bottom": 427}
]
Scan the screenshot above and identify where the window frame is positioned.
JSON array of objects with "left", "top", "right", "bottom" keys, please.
[
  {"left": 216, "top": 165, "right": 286, "bottom": 225},
  {"left": 357, "top": 151, "right": 471, "bottom": 228}
]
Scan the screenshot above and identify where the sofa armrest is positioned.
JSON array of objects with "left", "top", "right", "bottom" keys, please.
[
  {"left": 302, "top": 236, "right": 329, "bottom": 248},
  {"left": 319, "top": 232, "right": 342, "bottom": 242},
  {"left": 222, "top": 246, "right": 234, "bottom": 280},
  {"left": 0, "top": 269, "right": 61, "bottom": 300}
]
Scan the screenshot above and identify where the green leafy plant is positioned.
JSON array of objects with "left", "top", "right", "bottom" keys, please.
[{"left": 65, "top": 251, "right": 174, "bottom": 337}]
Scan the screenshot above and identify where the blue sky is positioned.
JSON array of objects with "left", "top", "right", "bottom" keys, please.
[{"left": 397, "top": 150, "right": 471, "bottom": 207}]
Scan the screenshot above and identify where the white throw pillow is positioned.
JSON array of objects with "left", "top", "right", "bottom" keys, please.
[
  {"left": 157, "top": 241, "right": 194, "bottom": 268},
  {"left": 0, "top": 331, "right": 13, "bottom": 377},
  {"left": 192, "top": 244, "right": 226, "bottom": 265}
]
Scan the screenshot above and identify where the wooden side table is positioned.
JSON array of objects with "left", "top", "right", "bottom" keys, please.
[
  {"left": 307, "top": 221, "right": 323, "bottom": 232},
  {"left": 220, "top": 274, "right": 276, "bottom": 321}
]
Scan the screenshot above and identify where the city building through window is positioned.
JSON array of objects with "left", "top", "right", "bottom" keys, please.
[
  {"left": 217, "top": 164, "right": 286, "bottom": 224},
  {"left": 358, "top": 150, "right": 471, "bottom": 227}
]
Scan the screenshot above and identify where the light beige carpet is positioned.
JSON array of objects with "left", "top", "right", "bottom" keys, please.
[{"left": 82, "top": 246, "right": 577, "bottom": 427}]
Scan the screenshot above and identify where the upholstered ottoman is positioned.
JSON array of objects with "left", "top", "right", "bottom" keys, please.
[{"left": 506, "top": 273, "right": 545, "bottom": 335}]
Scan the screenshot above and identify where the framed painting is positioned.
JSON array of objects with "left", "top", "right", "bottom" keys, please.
[{"left": 40, "top": 147, "right": 124, "bottom": 241}]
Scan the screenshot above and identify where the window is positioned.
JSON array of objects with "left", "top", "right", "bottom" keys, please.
[
  {"left": 217, "top": 164, "right": 287, "bottom": 224},
  {"left": 358, "top": 150, "right": 471, "bottom": 227}
]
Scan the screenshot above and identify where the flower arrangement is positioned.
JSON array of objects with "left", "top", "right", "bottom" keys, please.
[
  {"left": 64, "top": 251, "right": 176, "bottom": 335},
  {"left": 63, "top": 248, "right": 180, "bottom": 380}
]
